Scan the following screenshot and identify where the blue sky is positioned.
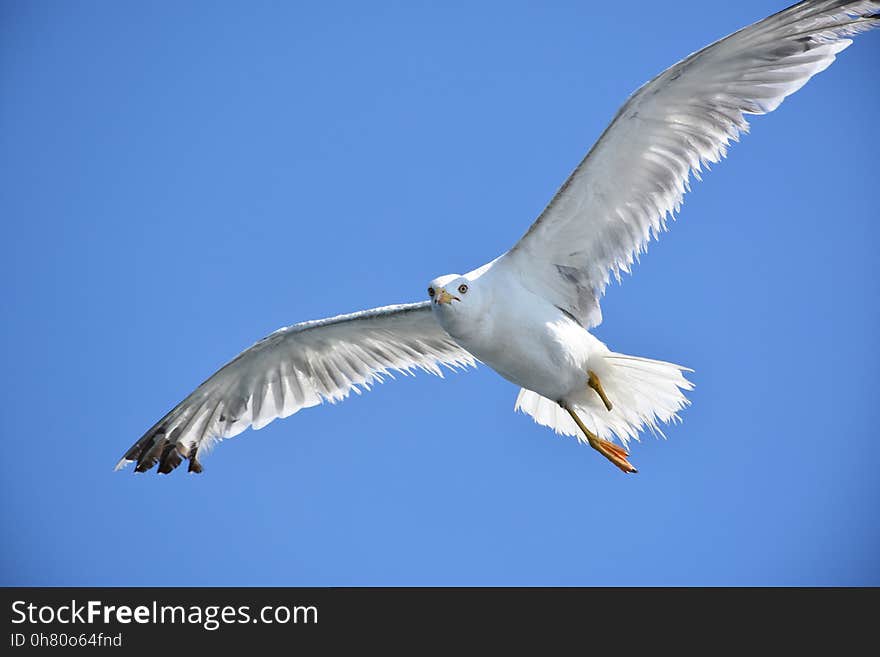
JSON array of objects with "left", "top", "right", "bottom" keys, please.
[{"left": 2, "top": 0, "right": 878, "bottom": 586}]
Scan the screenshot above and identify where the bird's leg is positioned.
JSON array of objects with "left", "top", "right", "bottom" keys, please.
[
  {"left": 563, "top": 404, "right": 637, "bottom": 474},
  {"left": 587, "top": 370, "right": 613, "bottom": 411}
]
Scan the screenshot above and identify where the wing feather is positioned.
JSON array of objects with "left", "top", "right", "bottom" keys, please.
[
  {"left": 501, "top": 0, "right": 879, "bottom": 327},
  {"left": 116, "top": 302, "right": 475, "bottom": 474}
]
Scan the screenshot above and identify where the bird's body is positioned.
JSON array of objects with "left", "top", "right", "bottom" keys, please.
[
  {"left": 467, "top": 308, "right": 596, "bottom": 408},
  {"left": 116, "top": 0, "right": 879, "bottom": 476},
  {"left": 431, "top": 261, "right": 605, "bottom": 406},
  {"left": 428, "top": 262, "right": 692, "bottom": 471}
]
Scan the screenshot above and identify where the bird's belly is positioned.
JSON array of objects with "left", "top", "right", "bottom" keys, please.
[{"left": 457, "top": 313, "right": 594, "bottom": 402}]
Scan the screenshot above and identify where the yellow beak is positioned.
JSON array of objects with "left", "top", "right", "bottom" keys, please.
[{"left": 435, "top": 288, "right": 459, "bottom": 305}]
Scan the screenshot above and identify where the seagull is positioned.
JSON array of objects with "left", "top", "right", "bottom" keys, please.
[{"left": 116, "top": 0, "right": 879, "bottom": 475}]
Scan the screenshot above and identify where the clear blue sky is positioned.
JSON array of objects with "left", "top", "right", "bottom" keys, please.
[{"left": 2, "top": 1, "right": 877, "bottom": 586}]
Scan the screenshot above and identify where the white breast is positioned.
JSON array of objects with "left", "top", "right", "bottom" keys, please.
[{"left": 435, "top": 270, "right": 603, "bottom": 402}]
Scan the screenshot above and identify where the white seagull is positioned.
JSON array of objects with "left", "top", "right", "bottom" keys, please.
[{"left": 117, "top": 0, "right": 879, "bottom": 475}]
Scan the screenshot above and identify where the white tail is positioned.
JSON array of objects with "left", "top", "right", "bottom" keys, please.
[{"left": 514, "top": 352, "right": 694, "bottom": 447}]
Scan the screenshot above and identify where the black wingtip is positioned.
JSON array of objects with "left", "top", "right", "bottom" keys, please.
[
  {"left": 157, "top": 443, "right": 184, "bottom": 474},
  {"left": 187, "top": 456, "right": 204, "bottom": 474}
]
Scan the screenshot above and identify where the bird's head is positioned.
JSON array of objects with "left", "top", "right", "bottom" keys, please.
[
  {"left": 427, "top": 273, "right": 470, "bottom": 308},
  {"left": 427, "top": 273, "right": 484, "bottom": 334}
]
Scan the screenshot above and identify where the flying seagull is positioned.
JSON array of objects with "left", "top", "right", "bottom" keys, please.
[{"left": 117, "top": 0, "right": 879, "bottom": 475}]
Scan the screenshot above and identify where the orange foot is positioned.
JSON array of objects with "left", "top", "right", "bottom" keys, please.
[{"left": 589, "top": 437, "right": 638, "bottom": 474}]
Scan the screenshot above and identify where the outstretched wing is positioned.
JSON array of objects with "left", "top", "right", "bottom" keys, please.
[
  {"left": 116, "top": 302, "right": 475, "bottom": 474},
  {"left": 500, "top": 0, "right": 879, "bottom": 327}
]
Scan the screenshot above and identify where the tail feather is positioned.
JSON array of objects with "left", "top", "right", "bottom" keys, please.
[{"left": 514, "top": 352, "right": 693, "bottom": 447}]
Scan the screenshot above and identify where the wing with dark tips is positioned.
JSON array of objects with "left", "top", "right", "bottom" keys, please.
[{"left": 116, "top": 302, "right": 475, "bottom": 474}]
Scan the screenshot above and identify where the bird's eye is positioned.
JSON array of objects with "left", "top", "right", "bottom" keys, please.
[
  {"left": 458, "top": 284, "right": 468, "bottom": 294},
  {"left": 428, "top": 287, "right": 435, "bottom": 298}
]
